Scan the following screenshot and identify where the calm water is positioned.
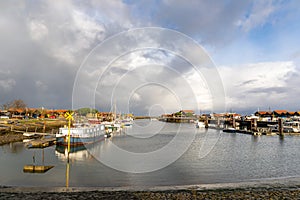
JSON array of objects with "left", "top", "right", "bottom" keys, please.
[{"left": 1, "top": 119, "right": 300, "bottom": 187}]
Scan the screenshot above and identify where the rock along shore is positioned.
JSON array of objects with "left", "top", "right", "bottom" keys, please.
[
  {"left": 0, "top": 132, "right": 24, "bottom": 145},
  {"left": 1, "top": 179, "right": 300, "bottom": 200},
  {"left": 0, "top": 187, "right": 300, "bottom": 200}
]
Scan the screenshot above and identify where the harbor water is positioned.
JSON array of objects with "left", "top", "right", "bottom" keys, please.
[{"left": 1, "top": 119, "right": 300, "bottom": 187}]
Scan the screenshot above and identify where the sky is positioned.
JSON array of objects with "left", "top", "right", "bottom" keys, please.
[{"left": 1, "top": 0, "right": 300, "bottom": 115}]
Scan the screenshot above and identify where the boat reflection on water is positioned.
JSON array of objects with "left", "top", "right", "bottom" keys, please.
[
  {"left": 55, "top": 145, "right": 94, "bottom": 162},
  {"left": 55, "top": 145, "right": 95, "bottom": 188},
  {"left": 55, "top": 132, "right": 115, "bottom": 162},
  {"left": 54, "top": 137, "right": 114, "bottom": 188}
]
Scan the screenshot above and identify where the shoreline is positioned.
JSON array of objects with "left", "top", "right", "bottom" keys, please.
[
  {"left": 0, "top": 119, "right": 67, "bottom": 145},
  {"left": 1, "top": 178, "right": 300, "bottom": 199},
  {"left": 0, "top": 132, "right": 24, "bottom": 145}
]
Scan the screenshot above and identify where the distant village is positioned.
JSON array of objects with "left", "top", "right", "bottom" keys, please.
[
  {"left": 0, "top": 107, "right": 134, "bottom": 122},
  {"left": 1, "top": 105, "right": 300, "bottom": 123},
  {"left": 160, "top": 109, "right": 300, "bottom": 121}
]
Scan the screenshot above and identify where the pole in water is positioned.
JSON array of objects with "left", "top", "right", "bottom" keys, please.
[
  {"left": 64, "top": 111, "right": 74, "bottom": 159},
  {"left": 66, "top": 161, "right": 70, "bottom": 188},
  {"left": 278, "top": 118, "right": 284, "bottom": 136}
]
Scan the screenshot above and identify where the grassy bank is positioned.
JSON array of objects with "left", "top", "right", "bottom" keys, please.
[{"left": 0, "top": 119, "right": 67, "bottom": 145}]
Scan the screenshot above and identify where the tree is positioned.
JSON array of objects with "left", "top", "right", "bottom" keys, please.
[
  {"left": 2, "top": 99, "right": 27, "bottom": 110},
  {"left": 77, "top": 108, "right": 98, "bottom": 116},
  {"left": 2, "top": 102, "right": 11, "bottom": 110},
  {"left": 10, "top": 99, "right": 27, "bottom": 109}
]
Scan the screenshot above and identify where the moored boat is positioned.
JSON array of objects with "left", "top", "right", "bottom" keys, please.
[
  {"left": 121, "top": 117, "right": 133, "bottom": 126},
  {"left": 195, "top": 120, "right": 205, "bottom": 128},
  {"left": 56, "top": 123, "right": 105, "bottom": 146},
  {"left": 223, "top": 127, "right": 237, "bottom": 133},
  {"left": 102, "top": 121, "right": 122, "bottom": 133},
  {"left": 283, "top": 121, "right": 300, "bottom": 133}
]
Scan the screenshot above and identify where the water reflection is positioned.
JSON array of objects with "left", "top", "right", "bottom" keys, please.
[
  {"left": 279, "top": 135, "right": 285, "bottom": 146},
  {"left": 55, "top": 142, "right": 111, "bottom": 188},
  {"left": 1, "top": 142, "right": 24, "bottom": 154},
  {"left": 23, "top": 148, "right": 54, "bottom": 174},
  {"left": 252, "top": 135, "right": 259, "bottom": 142},
  {"left": 1, "top": 121, "right": 300, "bottom": 187},
  {"left": 55, "top": 145, "right": 94, "bottom": 162}
]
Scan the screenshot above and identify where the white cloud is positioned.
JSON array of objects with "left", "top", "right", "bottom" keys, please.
[
  {"left": 71, "top": 10, "right": 106, "bottom": 48},
  {"left": 1, "top": 0, "right": 300, "bottom": 113},
  {"left": 219, "top": 61, "right": 297, "bottom": 111},
  {"left": 28, "top": 20, "right": 49, "bottom": 41}
]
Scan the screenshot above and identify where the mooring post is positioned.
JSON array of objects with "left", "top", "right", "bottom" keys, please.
[
  {"left": 232, "top": 117, "right": 236, "bottom": 129},
  {"left": 205, "top": 117, "right": 209, "bottom": 129},
  {"left": 43, "top": 122, "right": 46, "bottom": 133},
  {"left": 251, "top": 118, "right": 257, "bottom": 132},
  {"left": 278, "top": 118, "right": 284, "bottom": 136}
]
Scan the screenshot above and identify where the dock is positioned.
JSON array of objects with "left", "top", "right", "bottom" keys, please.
[
  {"left": 159, "top": 116, "right": 196, "bottom": 123},
  {"left": 26, "top": 137, "right": 56, "bottom": 148},
  {"left": 23, "top": 165, "right": 54, "bottom": 173},
  {"left": 209, "top": 118, "right": 293, "bottom": 136}
]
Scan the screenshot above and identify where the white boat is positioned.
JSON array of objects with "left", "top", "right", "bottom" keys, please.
[
  {"left": 23, "top": 132, "right": 38, "bottom": 138},
  {"left": 121, "top": 117, "right": 133, "bottom": 126},
  {"left": 102, "top": 121, "right": 122, "bottom": 133},
  {"left": 56, "top": 123, "right": 105, "bottom": 146},
  {"left": 283, "top": 121, "right": 300, "bottom": 133},
  {"left": 267, "top": 124, "right": 278, "bottom": 132},
  {"left": 195, "top": 121, "right": 205, "bottom": 128}
]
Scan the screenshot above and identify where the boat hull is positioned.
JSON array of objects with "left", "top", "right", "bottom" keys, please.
[
  {"left": 56, "top": 135, "right": 105, "bottom": 146},
  {"left": 56, "top": 124, "right": 106, "bottom": 147}
]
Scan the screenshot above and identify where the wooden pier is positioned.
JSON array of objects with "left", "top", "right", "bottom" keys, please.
[
  {"left": 23, "top": 165, "right": 54, "bottom": 173},
  {"left": 208, "top": 118, "right": 291, "bottom": 136},
  {"left": 26, "top": 137, "right": 56, "bottom": 148},
  {"left": 159, "top": 117, "right": 196, "bottom": 123}
]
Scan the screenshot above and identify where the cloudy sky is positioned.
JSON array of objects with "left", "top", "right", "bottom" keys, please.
[{"left": 1, "top": 0, "right": 300, "bottom": 115}]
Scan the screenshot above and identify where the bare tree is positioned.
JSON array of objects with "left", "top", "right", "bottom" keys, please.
[
  {"left": 2, "top": 99, "right": 27, "bottom": 110},
  {"left": 2, "top": 102, "right": 11, "bottom": 110}
]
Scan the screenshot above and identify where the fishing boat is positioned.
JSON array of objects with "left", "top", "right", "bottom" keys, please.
[{"left": 56, "top": 123, "right": 105, "bottom": 146}]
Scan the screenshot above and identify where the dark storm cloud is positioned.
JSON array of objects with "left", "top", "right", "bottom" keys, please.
[
  {"left": 128, "top": 0, "right": 252, "bottom": 46},
  {"left": 0, "top": 1, "right": 129, "bottom": 109}
]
